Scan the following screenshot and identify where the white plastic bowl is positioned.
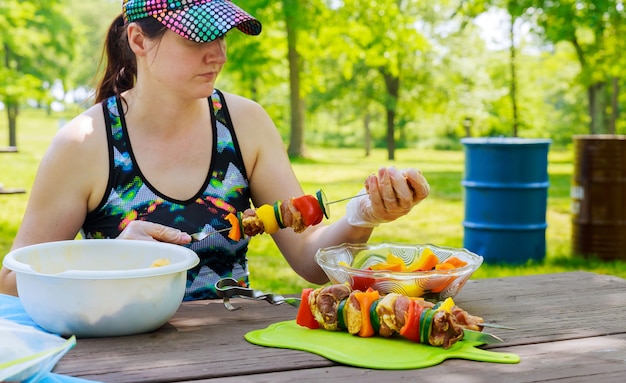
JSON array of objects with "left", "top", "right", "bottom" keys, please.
[{"left": 3, "top": 239, "right": 199, "bottom": 337}]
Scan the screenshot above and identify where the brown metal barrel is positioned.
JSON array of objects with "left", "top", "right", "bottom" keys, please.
[{"left": 571, "top": 135, "right": 626, "bottom": 260}]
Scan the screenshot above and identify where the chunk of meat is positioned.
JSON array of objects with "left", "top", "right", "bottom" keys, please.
[
  {"left": 451, "top": 305, "right": 484, "bottom": 331},
  {"left": 429, "top": 310, "right": 465, "bottom": 349},
  {"left": 310, "top": 284, "right": 351, "bottom": 330}
]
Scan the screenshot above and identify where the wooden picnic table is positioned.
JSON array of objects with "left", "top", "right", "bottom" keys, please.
[
  {"left": 53, "top": 271, "right": 626, "bottom": 382},
  {"left": 1, "top": 146, "right": 26, "bottom": 194},
  {"left": 0, "top": 186, "right": 26, "bottom": 194}
]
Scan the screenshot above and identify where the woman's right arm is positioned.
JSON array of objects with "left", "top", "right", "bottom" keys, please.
[
  {"left": 0, "top": 106, "right": 108, "bottom": 295},
  {"left": 0, "top": 105, "right": 192, "bottom": 295}
]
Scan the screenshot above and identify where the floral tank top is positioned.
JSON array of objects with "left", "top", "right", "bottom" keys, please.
[{"left": 81, "top": 89, "right": 252, "bottom": 300}]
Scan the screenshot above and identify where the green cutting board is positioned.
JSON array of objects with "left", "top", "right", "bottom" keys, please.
[{"left": 245, "top": 320, "right": 520, "bottom": 370}]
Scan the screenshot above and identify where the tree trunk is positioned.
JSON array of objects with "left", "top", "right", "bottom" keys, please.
[
  {"left": 570, "top": 36, "right": 609, "bottom": 135},
  {"left": 284, "top": 1, "right": 305, "bottom": 158},
  {"left": 385, "top": 109, "right": 396, "bottom": 161},
  {"left": 588, "top": 82, "right": 606, "bottom": 134},
  {"left": 610, "top": 77, "right": 618, "bottom": 135},
  {"left": 588, "top": 85, "right": 596, "bottom": 134},
  {"left": 7, "top": 102, "right": 19, "bottom": 147},
  {"left": 509, "top": 14, "right": 519, "bottom": 137},
  {"left": 364, "top": 112, "right": 371, "bottom": 157},
  {"left": 4, "top": 42, "right": 18, "bottom": 147},
  {"left": 381, "top": 70, "right": 399, "bottom": 161},
  {"left": 463, "top": 117, "right": 473, "bottom": 137}
]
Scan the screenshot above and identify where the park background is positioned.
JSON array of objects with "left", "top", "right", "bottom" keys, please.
[{"left": 2, "top": 0, "right": 626, "bottom": 292}]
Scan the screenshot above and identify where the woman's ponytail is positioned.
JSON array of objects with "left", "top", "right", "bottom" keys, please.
[
  {"left": 94, "top": 14, "right": 136, "bottom": 103},
  {"left": 94, "top": 15, "right": 167, "bottom": 104}
]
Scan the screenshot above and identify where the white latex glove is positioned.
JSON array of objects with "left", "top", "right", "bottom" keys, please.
[
  {"left": 345, "top": 167, "right": 430, "bottom": 228},
  {"left": 117, "top": 220, "right": 191, "bottom": 244}
]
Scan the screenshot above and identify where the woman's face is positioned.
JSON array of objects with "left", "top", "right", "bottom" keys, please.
[{"left": 137, "top": 27, "right": 228, "bottom": 99}]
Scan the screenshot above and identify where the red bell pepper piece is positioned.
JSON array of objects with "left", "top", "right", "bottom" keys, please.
[
  {"left": 296, "top": 288, "right": 319, "bottom": 329},
  {"left": 399, "top": 300, "right": 423, "bottom": 342},
  {"left": 350, "top": 274, "right": 376, "bottom": 291},
  {"left": 292, "top": 195, "right": 324, "bottom": 226}
]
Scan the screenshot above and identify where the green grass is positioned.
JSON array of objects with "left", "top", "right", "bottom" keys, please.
[{"left": 2, "top": 108, "right": 626, "bottom": 294}]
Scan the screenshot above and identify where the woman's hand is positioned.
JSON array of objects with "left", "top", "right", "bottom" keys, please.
[
  {"left": 345, "top": 166, "right": 430, "bottom": 227},
  {"left": 117, "top": 221, "right": 192, "bottom": 244}
]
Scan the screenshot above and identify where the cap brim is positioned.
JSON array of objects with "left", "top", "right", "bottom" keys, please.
[{"left": 154, "top": 0, "right": 262, "bottom": 43}]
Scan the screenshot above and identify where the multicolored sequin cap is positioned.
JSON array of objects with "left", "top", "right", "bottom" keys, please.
[{"left": 123, "top": 0, "right": 262, "bottom": 42}]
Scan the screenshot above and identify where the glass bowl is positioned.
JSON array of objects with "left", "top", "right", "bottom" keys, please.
[{"left": 315, "top": 242, "right": 483, "bottom": 301}]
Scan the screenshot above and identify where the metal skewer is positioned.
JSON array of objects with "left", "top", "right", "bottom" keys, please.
[
  {"left": 324, "top": 192, "right": 368, "bottom": 205},
  {"left": 478, "top": 323, "right": 516, "bottom": 330},
  {"left": 462, "top": 329, "right": 505, "bottom": 344},
  {"left": 189, "top": 191, "right": 368, "bottom": 241},
  {"left": 190, "top": 227, "right": 231, "bottom": 242}
]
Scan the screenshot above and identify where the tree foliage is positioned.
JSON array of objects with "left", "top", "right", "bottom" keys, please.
[
  {"left": 67, "top": 0, "right": 120, "bottom": 99},
  {"left": 529, "top": 0, "right": 624, "bottom": 74},
  {"left": 1, "top": 0, "right": 77, "bottom": 146},
  {"left": 2, "top": 0, "right": 624, "bottom": 151},
  {"left": 508, "top": 0, "right": 626, "bottom": 134}
]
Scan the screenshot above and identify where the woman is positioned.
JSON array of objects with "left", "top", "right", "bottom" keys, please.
[{"left": 0, "top": 0, "right": 429, "bottom": 300}]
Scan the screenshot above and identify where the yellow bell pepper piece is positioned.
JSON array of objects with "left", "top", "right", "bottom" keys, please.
[
  {"left": 370, "top": 262, "right": 404, "bottom": 272},
  {"left": 338, "top": 261, "right": 351, "bottom": 268},
  {"left": 407, "top": 247, "right": 440, "bottom": 271},
  {"left": 386, "top": 253, "right": 408, "bottom": 271},
  {"left": 436, "top": 297, "right": 455, "bottom": 313},
  {"left": 256, "top": 204, "right": 279, "bottom": 234}
]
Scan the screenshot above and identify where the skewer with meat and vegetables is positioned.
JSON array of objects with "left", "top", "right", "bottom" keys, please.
[
  {"left": 295, "top": 284, "right": 491, "bottom": 349},
  {"left": 240, "top": 190, "right": 329, "bottom": 236},
  {"left": 195, "top": 170, "right": 420, "bottom": 242},
  {"left": 194, "top": 190, "right": 332, "bottom": 241}
]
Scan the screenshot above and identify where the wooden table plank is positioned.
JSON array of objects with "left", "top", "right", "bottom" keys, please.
[
  {"left": 0, "top": 186, "right": 26, "bottom": 194},
  {"left": 52, "top": 272, "right": 626, "bottom": 382},
  {"left": 52, "top": 300, "right": 334, "bottom": 382},
  {"left": 451, "top": 272, "right": 626, "bottom": 346},
  {"left": 190, "top": 334, "right": 626, "bottom": 383}
]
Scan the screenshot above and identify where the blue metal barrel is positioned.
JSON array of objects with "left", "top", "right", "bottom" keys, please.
[{"left": 461, "top": 137, "right": 551, "bottom": 263}]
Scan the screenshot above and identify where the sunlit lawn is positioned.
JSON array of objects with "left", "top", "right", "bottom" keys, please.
[{"left": 2, "top": 108, "right": 625, "bottom": 294}]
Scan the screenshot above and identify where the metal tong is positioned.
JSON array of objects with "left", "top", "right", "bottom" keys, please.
[
  {"left": 462, "top": 329, "right": 505, "bottom": 344},
  {"left": 214, "top": 278, "right": 301, "bottom": 311}
]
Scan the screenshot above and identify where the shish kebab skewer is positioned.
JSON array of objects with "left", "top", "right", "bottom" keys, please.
[
  {"left": 295, "top": 284, "right": 501, "bottom": 349},
  {"left": 191, "top": 190, "right": 366, "bottom": 242}
]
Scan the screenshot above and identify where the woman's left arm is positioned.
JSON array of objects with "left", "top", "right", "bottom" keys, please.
[{"left": 225, "top": 93, "right": 428, "bottom": 284}]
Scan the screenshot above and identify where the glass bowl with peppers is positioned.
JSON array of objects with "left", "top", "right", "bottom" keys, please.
[{"left": 315, "top": 243, "right": 483, "bottom": 302}]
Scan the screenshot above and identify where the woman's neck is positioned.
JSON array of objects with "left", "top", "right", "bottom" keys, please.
[{"left": 121, "top": 86, "right": 213, "bottom": 138}]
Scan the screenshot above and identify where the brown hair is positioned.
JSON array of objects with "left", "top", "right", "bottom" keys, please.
[{"left": 94, "top": 14, "right": 167, "bottom": 103}]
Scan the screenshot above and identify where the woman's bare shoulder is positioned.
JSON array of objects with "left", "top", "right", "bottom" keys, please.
[
  {"left": 220, "top": 91, "right": 259, "bottom": 106},
  {"left": 221, "top": 92, "right": 270, "bottom": 118},
  {"left": 218, "top": 91, "right": 287, "bottom": 185},
  {"left": 41, "top": 103, "right": 109, "bottom": 179},
  {"left": 221, "top": 91, "right": 277, "bottom": 138},
  {"left": 54, "top": 103, "right": 107, "bottom": 149}
]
